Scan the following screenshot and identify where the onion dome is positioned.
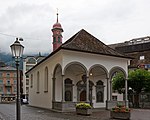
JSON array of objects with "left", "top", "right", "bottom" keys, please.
[{"left": 52, "top": 13, "right": 63, "bottom": 31}]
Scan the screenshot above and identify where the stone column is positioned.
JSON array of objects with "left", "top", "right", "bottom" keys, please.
[
  {"left": 110, "top": 79, "right": 112, "bottom": 101},
  {"left": 86, "top": 76, "right": 89, "bottom": 102},
  {"left": 62, "top": 75, "right": 65, "bottom": 102},
  {"left": 106, "top": 77, "right": 110, "bottom": 110},
  {"left": 125, "top": 78, "right": 128, "bottom": 107},
  {"left": 107, "top": 77, "right": 109, "bottom": 101},
  {"left": 52, "top": 77, "right": 56, "bottom": 101}
]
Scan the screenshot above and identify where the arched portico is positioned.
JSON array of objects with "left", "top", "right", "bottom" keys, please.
[
  {"left": 52, "top": 64, "right": 62, "bottom": 102},
  {"left": 107, "top": 66, "right": 128, "bottom": 109},
  {"left": 109, "top": 66, "right": 127, "bottom": 100},
  {"left": 52, "top": 63, "right": 128, "bottom": 110},
  {"left": 63, "top": 61, "right": 88, "bottom": 75},
  {"left": 53, "top": 62, "right": 88, "bottom": 111},
  {"left": 64, "top": 62, "right": 87, "bottom": 102},
  {"left": 88, "top": 64, "right": 109, "bottom": 108},
  {"left": 109, "top": 66, "right": 127, "bottom": 79}
]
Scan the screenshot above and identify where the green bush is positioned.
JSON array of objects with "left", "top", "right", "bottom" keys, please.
[{"left": 76, "top": 102, "right": 92, "bottom": 109}]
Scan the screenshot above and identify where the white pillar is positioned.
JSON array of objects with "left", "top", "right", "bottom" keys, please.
[
  {"left": 62, "top": 75, "right": 65, "bottom": 102},
  {"left": 110, "top": 79, "right": 112, "bottom": 101},
  {"left": 86, "top": 76, "right": 89, "bottom": 102},
  {"left": 52, "top": 78, "right": 56, "bottom": 101},
  {"left": 125, "top": 78, "right": 128, "bottom": 107},
  {"left": 107, "top": 77, "right": 109, "bottom": 101}
]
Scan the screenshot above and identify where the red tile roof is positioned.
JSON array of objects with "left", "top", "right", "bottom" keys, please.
[{"left": 61, "top": 29, "right": 127, "bottom": 58}]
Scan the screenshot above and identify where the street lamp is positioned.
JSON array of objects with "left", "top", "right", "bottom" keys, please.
[{"left": 10, "top": 38, "right": 24, "bottom": 120}]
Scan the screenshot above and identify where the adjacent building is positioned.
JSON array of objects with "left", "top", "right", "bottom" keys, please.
[
  {"left": 0, "top": 65, "right": 17, "bottom": 102},
  {"left": 109, "top": 36, "right": 150, "bottom": 70},
  {"left": 26, "top": 13, "right": 131, "bottom": 111},
  {"left": 109, "top": 36, "right": 150, "bottom": 108},
  {"left": 22, "top": 54, "right": 45, "bottom": 99}
]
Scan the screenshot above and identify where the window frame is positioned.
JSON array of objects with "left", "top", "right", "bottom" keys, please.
[
  {"left": 37, "top": 71, "right": 40, "bottom": 93},
  {"left": 96, "top": 80, "right": 104, "bottom": 103},
  {"left": 44, "top": 67, "right": 48, "bottom": 92}
]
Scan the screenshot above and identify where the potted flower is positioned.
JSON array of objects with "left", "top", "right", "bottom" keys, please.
[
  {"left": 111, "top": 102, "right": 131, "bottom": 120},
  {"left": 76, "top": 102, "right": 92, "bottom": 115}
]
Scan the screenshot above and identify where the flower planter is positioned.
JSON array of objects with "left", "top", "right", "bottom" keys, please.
[
  {"left": 76, "top": 108, "right": 92, "bottom": 115},
  {"left": 110, "top": 111, "right": 131, "bottom": 120}
]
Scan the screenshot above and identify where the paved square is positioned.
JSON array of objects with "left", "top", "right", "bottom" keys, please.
[{"left": 0, "top": 103, "right": 150, "bottom": 120}]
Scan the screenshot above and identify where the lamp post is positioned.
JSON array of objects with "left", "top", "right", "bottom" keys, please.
[{"left": 10, "top": 38, "right": 24, "bottom": 120}]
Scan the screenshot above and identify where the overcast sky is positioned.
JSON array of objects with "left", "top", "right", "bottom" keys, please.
[{"left": 0, "top": 0, "right": 150, "bottom": 54}]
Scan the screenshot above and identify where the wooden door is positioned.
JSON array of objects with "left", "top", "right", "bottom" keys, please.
[{"left": 80, "top": 90, "right": 86, "bottom": 101}]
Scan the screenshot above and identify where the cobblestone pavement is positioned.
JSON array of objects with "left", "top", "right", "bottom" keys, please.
[{"left": 0, "top": 103, "right": 150, "bottom": 120}]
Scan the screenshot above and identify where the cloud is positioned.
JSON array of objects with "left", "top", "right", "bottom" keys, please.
[
  {"left": 0, "top": 2, "right": 54, "bottom": 54},
  {"left": 0, "top": 0, "right": 150, "bottom": 54}
]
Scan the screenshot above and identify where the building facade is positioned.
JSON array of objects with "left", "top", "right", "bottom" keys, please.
[
  {"left": 0, "top": 66, "right": 17, "bottom": 102},
  {"left": 109, "top": 36, "right": 150, "bottom": 70},
  {"left": 22, "top": 55, "right": 45, "bottom": 99},
  {"left": 26, "top": 13, "right": 131, "bottom": 111},
  {"left": 109, "top": 36, "right": 150, "bottom": 108}
]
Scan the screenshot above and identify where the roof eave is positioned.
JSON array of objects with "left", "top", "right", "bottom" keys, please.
[
  {"left": 61, "top": 47, "right": 133, "bottom": 59},
  {"left": 26, "top": 47, "right": 62, "bottom": 75}
]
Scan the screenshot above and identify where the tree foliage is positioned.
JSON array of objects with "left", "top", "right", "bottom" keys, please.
[
  {"left": 128, "top": 69, "right": 150, "bottom": 93},
  {"left": 112, "top": 72, "right": 125, "bottom": 94},
  {"left": 112, "top": 69, "right": 150, "bottom": 108},
  {"left": 112, "top": 69, "right": 150, "bottom": 94}
]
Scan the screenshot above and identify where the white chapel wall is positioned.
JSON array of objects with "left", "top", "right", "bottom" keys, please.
[
  {"left": 29, "top": 51, "right": 63, "bottom": 109},
  {"left": 28, "top": 49, "right": 129, "bottom": 109}
]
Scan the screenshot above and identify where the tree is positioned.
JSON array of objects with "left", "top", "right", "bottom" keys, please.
[
  {"left": 112, "top": 69, "right": 150, "bottom": 93},
  {"left": 112, "top": 69, "right": 150, "bottom": 108},
  {"left": 128, "top": 69, "right": 150, "bottom": 93},
  {"left": 128, "top": 69, "right": 150, "bottom": 107},
  {"left": 112, "top": 72, "right": 125, "bottom": 94}
]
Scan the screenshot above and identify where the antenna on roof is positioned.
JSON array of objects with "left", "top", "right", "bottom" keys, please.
[{"left": 56, "top": 8, "right": 59, "bottom": 23}]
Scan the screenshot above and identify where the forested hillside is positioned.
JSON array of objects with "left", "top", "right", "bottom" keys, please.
[
  {"left": 0, "top": 52, "right": 14, "bottom": 65},
  {"left": 0, "top": 52, "right": 48, "bottom": 69}
]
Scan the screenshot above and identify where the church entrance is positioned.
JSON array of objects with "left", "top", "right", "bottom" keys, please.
[
  {"left": 80, "top": 90, "right": 86, "bottom": 101},
  {"left": 77, "top": 79, "right": 94, "bottom": 105}
]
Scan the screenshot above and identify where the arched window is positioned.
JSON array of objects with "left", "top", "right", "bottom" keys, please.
[
  {"left": 37, "top": 58, "right": 44, "bottom": 63},
  {"left": 27, "top": 58, "right": 36, "bottom": 64},
  {"left": 65, "top": 78, "right": 73, "bottom": 101},
  {"left": 97, "top": 80, "right": 103, "bottom": 85},
  {"left": 53, "top": 37, "right": 56, "bottom": 43},
  {"left": 65, "top": 78, "right": 72, "bottom": 84},
  {"left": 37, "top": 72, "right": 40, "bottom": 93},
  {"left": 30, "top": 74, "right": 33, "bottom": 88},
  {"left": 58, "top": 37, "right": 61, "bottom": 43},
  {"left": 44, "top": 67, "right": 48, "bottom": 92},
  {"left": 96, "top": 80, "right": 104, "bottom": 102}
]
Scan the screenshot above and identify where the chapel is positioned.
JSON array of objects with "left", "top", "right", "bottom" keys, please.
[{"left": 26, "top": 13, "right": 131, "bottom": 111}]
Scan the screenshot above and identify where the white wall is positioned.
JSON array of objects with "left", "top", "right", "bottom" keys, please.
[
  {"left": 28, "top": 49, "right": 129, "bottom": 109},
  {"left": 112, "top": 93, "right": 123, "bottom": 101},
  {"left": 61, "top": 50, "right": 128, "bottom": 108},
  {"left": 28, "top": 51, "right": 63, "bottom": 109},
  {"left": 61, "top": 50, "right": 128, "bottom": 75}
]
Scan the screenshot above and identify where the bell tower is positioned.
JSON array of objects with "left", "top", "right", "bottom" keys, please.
[{"left": 52, "top": 12, "right": 63, "bottom": 51}]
